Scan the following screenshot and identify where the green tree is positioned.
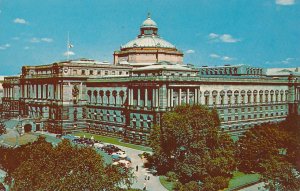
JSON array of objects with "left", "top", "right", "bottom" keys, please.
[
  {"left": 260, "top": 156, "right": 300, "bottom": 191},
  {"left": 237, "top": 123, "right": 298, "bottom": 173},
  {"left": 237, "top": 123, "right": 300, "bottom": 190},
  {"left": 149, "top": 105, "right": 236, "bottom": 189},
  {"left": 7, "top": 137, "right": 134, "bottom": 191}
]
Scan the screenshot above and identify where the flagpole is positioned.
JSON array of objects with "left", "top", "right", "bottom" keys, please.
[{"left": 67, "top": 32, "right": 70, "bottom": 60}]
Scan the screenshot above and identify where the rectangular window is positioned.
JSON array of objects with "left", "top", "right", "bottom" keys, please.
[
  {"left": 105, "top": 71, "right": 108, "bottom": 75},
  {"left": 228, "top": 109, "right": 231, "bottom": 113},
  {"left": 73, "top": 69, "right": 77, "bottom": 75},
  {"left": 97, "top": 70, "right": 101, "bottom": 75},
  {"left": 228, "top": 117, "right": 231, "bottom": 121},
  {"left": 82, "top": 70, "right": 85, "bottom": 75}
]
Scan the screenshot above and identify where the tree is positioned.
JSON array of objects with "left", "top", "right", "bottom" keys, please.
[
  {"left": 149, "top": 105, "right": 236, "bottom": 189},
  {"left": 260, "top": 156, "right": 300, "bottom": 191},
  {"left": 237, "top": 123, "right": 298, "bottom": 173},
  {"left": 237, "top": 123, "right": 300, "bottom": 190},
  {"left": 5, "top": 137, "right": 134, "bottom": 191},
  {"left": 0, "top": 120, "right": 6, "bottom": 135}
]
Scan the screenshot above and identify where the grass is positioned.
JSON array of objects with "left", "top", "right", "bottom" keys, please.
[
  {"left": 72, "top": 132, "right": 152, "bottom": 152},
  {"left": 159, "top": 176, "right": 175, "bottom": 191},
  {"left": 226, "top": 171, "right": 260, "bottom": 190}
]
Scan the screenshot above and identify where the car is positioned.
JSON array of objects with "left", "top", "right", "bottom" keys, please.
[{"left": 94, "top": 142, "right": 104, "bottom": 149}]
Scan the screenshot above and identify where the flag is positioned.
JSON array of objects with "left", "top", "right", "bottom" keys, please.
[{"left": 68, "top": 42, "right": 74, "bottom": 48}]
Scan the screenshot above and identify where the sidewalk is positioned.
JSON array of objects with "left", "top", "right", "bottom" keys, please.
[{"left": 117, "top": 145, "right": 167, "bottom": 191}]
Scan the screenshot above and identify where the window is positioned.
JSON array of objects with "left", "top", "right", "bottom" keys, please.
[
  {"left": 248, "top": 108, "right": 251, "bottom": 112},
  {"left": 81, "top": 70, "right": 86, "bottom": 75},
  {"left": 235, "top": 109, "right": 238, "bottom": 113},
  {"left": 228, "top": 109, "right": 231, "bottom": 113},
  {"left": 260, "top": 106, "right": 263, "bottom": 111},
  {"left": 248, "top": 115, "right": 251, "bottom": 119},
  {"left": 119, "top": 71, "right": 122, "bottom": 75},
  {"left": 205, "top": 96, "right": 209, "bottom": 105},
  {"left": 228, "top": 117, "right": 232, "bottom": 121},
  {"left": 260, "top": 114, "right": 263, "bottom": 118},
  {"left": 219, "top": 110, "right": 224, "bottom": 114},
  {"left": 220, "top": 96, "right": 224, "bottom": 105},
  {"left": 73, "top": 69, "right": 78, "bottom": 75},
  {"left": 241, "top": 115, "right": 245, "bottom": 120},
  {"left": 254, "top": 107, "right": 257, "bottom": 111},
  {"left": 235, "top": 116, "right": 239, "bottom": 121},
  {"left": 241, "top": 108, "right": 245, "bottom": 112},
  {"left": 105, "top": 71, "right": 108, "bottom": 75},
  {"left": 97, "top": 70, "right": 101, "bottom": 75},
  {"left": 90, "top": 70, "right": 93, "bottom": 75}
]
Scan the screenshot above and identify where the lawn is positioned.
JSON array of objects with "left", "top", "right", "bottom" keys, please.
[
  {"left": 72, "top": 132, "right": 152, "bottom": 152},
  {"left": 159, "top": 176, "right": 175, "bottom": 191},
  {"left": 226, "top": 171, "right": 260, "bottom": 190}
]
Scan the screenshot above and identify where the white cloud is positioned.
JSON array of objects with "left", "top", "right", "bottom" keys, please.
[
  {"left": 208, "top": 33, "right": 240, "bottom": 43},
  {"left": 30, "top": 37, "right": 40, "bottom": 43},
  {"left": 276, "top": 0, "right": 295, "bottom": 5},
  {"left": 64, "top": 51, "right": 75, "bottom": 56},
  {"left": 208, "top": 33, "right": 219, "bottom": 39},
  {"left": 222, "top": 56, "right": 234, "bottom": 61},
  {"left": 281, "top": 57, "right": 294, "bottom": 64},
  {"left": 219, "top": 34, "right": 239, "bottom": 43},
  {"left": 13, "top": 18, "right": 28, "bottom": 24},
  {"left": 185, "top": 49, "right": 195, "bottom": 54},
  {"left": 41, "top": 38, "right": 53, "bottom": 43},
  {"left": 210, "top": 53, "right": 220, "bottom": 58},
  {"left": 0, "top": 44, "right": 11, "bottom": 50},
  {"left": 30, "top": 37, "right": 53, "bottom": 43}
]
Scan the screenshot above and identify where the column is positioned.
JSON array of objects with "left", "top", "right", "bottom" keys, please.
[
  {"left": 167, "top": 89, "right": 170, "bottom": 107},
  {"left": 145, "top": 88, "right": 148, "bottom": 107},
  {"left": 128, "top": 89, "right": 131, "bottom": 105},
  {"left": 171, "top": 89, "right": 174, "bottom": 107},
  {"left": 187, "top": 88, "right": 190, "bottom": 104},
  {"left": 194, "top": 88, "right": 198, "bottom": 104},
  {"left": 131, "top": 88, "right": 134, "bottom": 106},
  {"left": 156, "top": 89, "right": 159, "bottom": 108},
  {"left": 152, "top": 89, "right": 155, "bottom": 107},
  {"left": 179, "top": 88, "right": 182, "bottom": 105},
  {"left": 137, "top": 88, "right": 141, "bottom": 106}
]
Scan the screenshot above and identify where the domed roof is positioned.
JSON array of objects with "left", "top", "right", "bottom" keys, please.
[
  {"left": 121, "top": 36, "right": 176, "bottom": 49},
  {"left": 141, "top": 17, "right": 157, "bottom": 28}
]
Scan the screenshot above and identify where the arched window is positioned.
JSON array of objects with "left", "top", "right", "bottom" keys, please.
[
  {"left": 87, "top": 90, "right": 92, "bottom": 103},
  {"left": 285, "top": 90, "right": 289, "bottom": 101},
  {"left": 227, "top": 90, "right": 232, "bottom": 105},
  {"left": 112, "top": 90, "right": 117, "bottom": 105},
  {"left": 270, "top": 90, "right": 274, "bottom": 102},
  {"left": 220, "top": 90, "right": 225, "bottom": 105},
  {"left": 119, "top": 90, "right": 125, "bottom": 105},
  {"left": 275, "top": 90, "right": 279, "bottom": 102},
  {"left": 99, "top": 90, "right": 104, "bottom": 104},
  {"left": 265, "top": 90, "right": 269, "bottom": 102},
  {"left": 106, "top": 90, "right": 110, "bottom": 105},
  {"left": 259, "top": 90, "right": 263, "bottom": 103},
  {"left": 253, "top": 90, "right": 258, "bottom": 103},
  {"left": 93, "top": 90, "right": 98, "bottom": 104},
  {"left": 241, "top": 90, "right": 246, "bottom": 104},
  {"left": 234, "top": 90, "right": 239, "bottom": 104},
  {"left": 204, "top": 91, "right": 210, "bottom": 105},
  {"left": 247, "top": 90, "right": 252, "bottom": 103},
  {"left": 212, "top": 90, "right": 218, "bottom": 105}
]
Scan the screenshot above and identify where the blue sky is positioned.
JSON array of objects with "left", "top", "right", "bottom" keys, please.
[{"left": 0, "top": 0, "right": 299, "bottom": 75}]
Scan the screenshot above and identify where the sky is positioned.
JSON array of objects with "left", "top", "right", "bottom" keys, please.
[{"left": 0, "top": 0, "right": 299, "bottom": 75}]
